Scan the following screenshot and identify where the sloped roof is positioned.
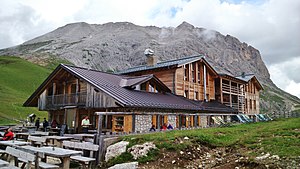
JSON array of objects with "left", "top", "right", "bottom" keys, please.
[
  {"left": 235, "top": 74, "right": 263, "bottom": 90},
  {"left": 24, "top": 64, "right": 238, "bottom": 113},
  {"left": 235, "top": 74, "right": 255, "bottom": 82},
  {"left": 117, "top": 54, "right": 218, "bottom": 76},
  {"left": 24, "top": 64, "right": 202, "bottom": 112},
  {"left": 191, "top": 100, "right": 238, "bottom": 113}
]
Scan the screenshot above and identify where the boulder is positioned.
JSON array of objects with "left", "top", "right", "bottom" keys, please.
[
  {"left": 108, "top": 162, "right": 138, "bottom": 169},
  {"left": 105, "top": 141, "right": 129, "bottom": 162},
  {"left": 127, "top": 142, "right": 156, "bottom": 160}
]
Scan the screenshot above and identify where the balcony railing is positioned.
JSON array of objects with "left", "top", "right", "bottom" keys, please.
[{"left": 45, "top": 92, "right": 87, "bottom": 109}]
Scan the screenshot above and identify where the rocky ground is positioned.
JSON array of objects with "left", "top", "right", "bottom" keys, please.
[{"left": 138, "top": 144, "right": 300, "bottom": 169}]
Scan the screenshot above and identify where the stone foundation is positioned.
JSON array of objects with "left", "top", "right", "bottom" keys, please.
[
  {"left": 135, "top": 115, "right": 152, "bottom": 132},
  {"left": 200, "top": 116, "right": 208, "bottom": 127},
  {"left": 167, "top": 115, "right": 177, "bottom": 128}
]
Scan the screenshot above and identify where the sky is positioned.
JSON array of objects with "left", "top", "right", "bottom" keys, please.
[{"left": 0, "top": 0, "right": 299, "bottom": 98}]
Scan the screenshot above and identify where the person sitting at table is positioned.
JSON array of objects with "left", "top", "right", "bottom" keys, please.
[
  {"left": 51, "top": 119, "right": 58, "bottom": 128},
  {"left": 81, "top": 116, "right": 90, "bottom": 133},
  {"left": 1, "top": 128, "right": 14, "bottom": 141}
]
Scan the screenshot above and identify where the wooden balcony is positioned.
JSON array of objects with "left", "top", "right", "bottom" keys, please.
[{"left": 45, "top": 92, "right": 87, "bottom": 109}]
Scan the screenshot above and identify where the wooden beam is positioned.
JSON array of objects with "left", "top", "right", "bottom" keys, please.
[{"left": 94, "top": 112, "right": 236, "bottom": 116}]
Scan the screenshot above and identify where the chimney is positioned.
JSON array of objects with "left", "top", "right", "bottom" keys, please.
[
  {"left": 241, "top": 72, "right": 245, "bottom": 78},
  {"left": 144, "top": 49, "right": 158, "bottom": 66}
]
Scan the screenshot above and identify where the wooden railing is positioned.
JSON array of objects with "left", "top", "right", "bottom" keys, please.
[{"left": 45, "top": 92, "right": 86, "bottom": 109}]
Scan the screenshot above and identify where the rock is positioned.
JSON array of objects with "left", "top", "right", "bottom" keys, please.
[
  {"left": 184, "top": 136, "right": 189, "bottom": 140},
  {"left": 255, "top": 153, "right": 270, "bottom": 160},
  {"left": 108, "top": 162, "right": 138, "bottom": 169},
  {"left": 105, "top": 141, "right": 129, "bottom": 162},
  {"left": 271, "top": 155, "right": 280, "bottom": 160},
  {"left": 127, "top": 142, "right": 156, "bottom": 160},
  {"left": 172, "top": 160, "right": 176, "bottom": 164},
  {"left": 180, "top": 151, "right": 184, "bottom": 155}
]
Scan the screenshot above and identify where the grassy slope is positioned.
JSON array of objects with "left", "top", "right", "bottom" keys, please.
[
  {"left": 109, "top": 118, "right": 300, "bottom": 166},
  {"left": 0, "top": 56, "right": 51, "bottom": 125}
]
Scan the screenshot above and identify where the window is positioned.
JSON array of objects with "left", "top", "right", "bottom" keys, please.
[
  {"left": 194, "top": 92, "right": 199, "bottom": 100},
  {"left": 184, "top": 90, "right": 189, "bottom": 98},
  {"left": 192, "top": 63, "right": 196, "bottom": 83},
  {"left": 197, "top": 64, "right": 201, "bottom": 84},
  {"left": 184, "top": 65, "right": 189, "bottom": 81},
  {"left": 254, "top": 100, "right": 256, "bottom": 110},
  {"left": 245, "top": 98, "right": 248, "bottom": 110},
  {"left": 249, "top": 99, "right": 252, "bottom": 109}
]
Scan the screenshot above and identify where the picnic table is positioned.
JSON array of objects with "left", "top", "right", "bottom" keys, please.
[
  {"left": 43, "top": 136, "right": 73, "bottom": 147},
  {"left": 0, "top": 140, "right": 30, "bottom": 147},
  {"left": 15, "top": 132, "right": 47, "bottom": 141},
  {"left": 64, "top": 133, "right": 95, "bottom": 142},
  {"left": 21, "top": 145, "right": 82, "bottom": 169}
]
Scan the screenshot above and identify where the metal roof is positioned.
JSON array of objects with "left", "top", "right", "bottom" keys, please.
[
  {"left": 191, "top": 100, "right": 238, "bottom": 113},
  {"left": 235, "top": 74, "right": 255, "bottom": 82},
  {"left": 24, "top": 64, "right": 238, "bottom": 113},
  {"left": 117, "top": 55, "right": 206, "bottom": 74},
  {"left": 64, "top": 65, "right": 203, "bottom": 111}
]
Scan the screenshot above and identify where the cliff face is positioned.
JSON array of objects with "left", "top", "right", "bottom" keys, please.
[{"left": 0, "top": 21, "right": 299, "bottom": 117}]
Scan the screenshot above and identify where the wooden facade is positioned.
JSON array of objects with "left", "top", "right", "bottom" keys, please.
[
  {"left": 215, "top": 76, "right": 246, "bottom": 113},
  {"left": 123, "top": 59, "right": 217, "bottom": 101},
  {"left": 244, "top": 78, "right": 261, "bottom": 114}
]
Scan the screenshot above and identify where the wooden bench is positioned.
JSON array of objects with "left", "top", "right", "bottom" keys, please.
[
  {"left": 0, "top": 158, "right": 9, "bottom": 167},
  {"left": 63, "top": 141, "right": 99, "bottom": 169},
  {"left": 28, "top": 136, "right": 47, "bottom": 147},
  {"left": 5, "top": 146, "right": 59, "bottom": 169},
  {"left": 34, "top": 131, "right": 49, "bottom": 136}
]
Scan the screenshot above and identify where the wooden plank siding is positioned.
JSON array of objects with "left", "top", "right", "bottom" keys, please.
[{"left": 245, "top": 79, "right": 260, "bottom": 114}]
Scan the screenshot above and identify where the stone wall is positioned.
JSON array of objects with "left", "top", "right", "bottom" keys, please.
[
  {"left": 135, "top": 115, "right": 152, "bottom": 132},
  {"left": 200, "top": 116, "right": 208, "bottom": 127},
  {"left": 167, "top": 115, "right": 177, "bottom": 128}
]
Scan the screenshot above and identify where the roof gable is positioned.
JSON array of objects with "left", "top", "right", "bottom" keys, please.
[
  {"left": 117, "top": 55, "right": 218, "bottom": 76},
  {"left": 235, "top": 74, "right": 263, "bottom": 90}
]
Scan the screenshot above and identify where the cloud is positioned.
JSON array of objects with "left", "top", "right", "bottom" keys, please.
[{"left": 269, "top": 57, "right": 300, "bottom": 98}]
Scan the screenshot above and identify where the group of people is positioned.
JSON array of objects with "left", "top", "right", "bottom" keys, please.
[
  {"left": 150, "top": 123, "right": 173, "bottom": 131},
  {"left": 35, "top": 118, "right": 58, "bottom": 131}
]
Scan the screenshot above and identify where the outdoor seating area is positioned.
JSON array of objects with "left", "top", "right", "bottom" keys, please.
[{"left": 0, "top": 127, "right": 100, "bottom": 169}]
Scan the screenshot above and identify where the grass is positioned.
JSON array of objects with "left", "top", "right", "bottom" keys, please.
[
  {"left": 0, "top": 56, "right": 51, "bottom": 125},
  {"left": 107, "top": 118, "right": 300, "bottom": 166}
]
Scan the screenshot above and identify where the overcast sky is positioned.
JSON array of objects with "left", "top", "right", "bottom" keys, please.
[{"left": 0, "top": 0, "right": 299, "bottom": 98}]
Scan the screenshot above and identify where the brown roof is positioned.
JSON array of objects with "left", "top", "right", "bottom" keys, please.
[{"left": 24, "top": 64, "right": 237, "bottom": 113}]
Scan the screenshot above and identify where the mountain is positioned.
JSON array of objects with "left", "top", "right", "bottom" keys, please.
[{"left": 0, "top": 21, "right": 299, "bottom": 117}]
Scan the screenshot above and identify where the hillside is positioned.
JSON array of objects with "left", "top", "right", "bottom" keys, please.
[
  {"left": 0, "top": 56, "right": 51, "bottom": 125},
  {"left": 0, "top": 22, "right": 299, "bottom": 117},
  {"left": 106, "top": 118, "right": 300, "bottom": 169}
]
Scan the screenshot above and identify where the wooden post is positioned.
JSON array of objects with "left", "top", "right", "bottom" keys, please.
[
  {"left": 96, "top": 114, "right": 103, "bottom": 165},
  {"left": 229, "top": 81, "right": 232, "bottom": 107},
  {"left": 220, "top": 78, "right": 223, "bottom": 104}
]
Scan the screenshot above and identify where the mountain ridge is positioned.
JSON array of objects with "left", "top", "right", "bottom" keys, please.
[{"left": 0, "top": 21, "right": 299, "bottom": 117}]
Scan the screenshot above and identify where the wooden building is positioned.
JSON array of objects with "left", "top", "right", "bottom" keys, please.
[
  {"left": 235, "top": 74, "right": 263, "bottom": 115},
  {"left": 24, "top": 64, "right": 236, "bottom": 133},
  {"left": 119, "top": 54, "right": 263, "bottom": 116}
]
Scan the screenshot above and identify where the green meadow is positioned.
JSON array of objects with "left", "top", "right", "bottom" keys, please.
[
  {"left": 0, "top": 56, "right": 51, "bottom": 125},
  {"left": 108, "top": 118, "right": 300, "bottom": 165}
]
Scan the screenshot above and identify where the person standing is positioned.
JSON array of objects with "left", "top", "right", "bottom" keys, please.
[
  {"left": 43, "top": 118, "right": 49, "bottom": 131},
  {"left": 81, "top": 116, "right": 90, "bottom": 133},
  {"left": 35, "top": 117, "right": 40, "bottom": 130}
]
